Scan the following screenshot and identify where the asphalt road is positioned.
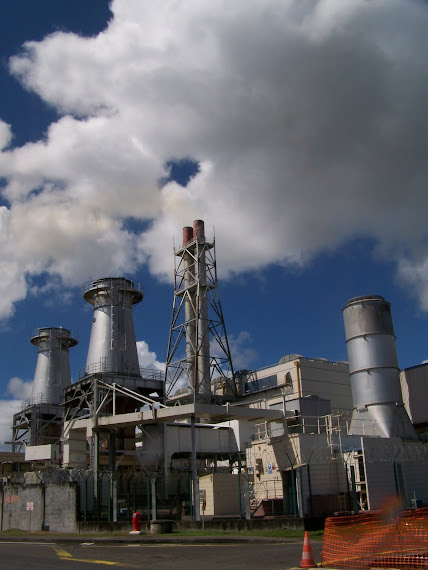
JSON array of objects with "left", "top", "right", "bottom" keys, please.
[{"left": 0, "top": 540, "right": 323, "bottom": 569}]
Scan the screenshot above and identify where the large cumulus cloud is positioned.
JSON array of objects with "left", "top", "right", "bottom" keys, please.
[{"left": 1, "top": 0, "right": 428, "bottom": 318}]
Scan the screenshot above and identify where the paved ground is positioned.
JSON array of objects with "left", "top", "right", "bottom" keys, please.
[{"left": 0, "top": 533, "right": 324, "bottom": 569}]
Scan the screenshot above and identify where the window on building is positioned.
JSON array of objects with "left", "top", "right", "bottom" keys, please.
[{"left": 244, "top": 374, "right": 278, "bottom": 393}]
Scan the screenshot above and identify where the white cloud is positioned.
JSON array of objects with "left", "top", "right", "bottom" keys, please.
[
  {"left": 0, "top": 400, "right": 22, "bottom": 451},
  {"left": 397, "top": 254, "right": 428, "bottom": 312},
  {"left": 227, "top": 332, "right": 259, "bottom": 371},
  {"left": 0, "top": 379, "right": 31, "bottom": 451},
  {"left": 1, "top": 0, "right": 428, "bottom": 316},
  {"left": 0, "top": 208, "right": 28, "bottom": 319},
  {"left": 210, "top": 330, "right": 258, "bottom": 372},
  {"left": 136, "top": 340, "right": 165, "bottom": 372},
  {"left": 7, "top": 377, "right": 33, "bottom": 400}
]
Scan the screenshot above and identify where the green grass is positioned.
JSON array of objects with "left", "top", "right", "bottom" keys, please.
[
  {"left": 0, "top": 528, "right": 324, "bottom": 540},
  {"left": 168, "top": 528, "right": 324, "bottom": 540}
]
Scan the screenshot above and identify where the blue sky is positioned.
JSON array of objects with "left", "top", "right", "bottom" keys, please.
[{"left": 1, "top": 0, "right": 428, "bottom": 447}]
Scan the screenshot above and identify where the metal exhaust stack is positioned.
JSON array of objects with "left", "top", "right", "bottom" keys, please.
[
  {"left": 193, "top": 220, "right": 211, "bottom": 397},
  {"left": 83, "top": 277, "right": 143, "bottom": 376},
  {"left": 31, "top": 327, "right": 78, "bottom": 404},
  {"left": 181, "top": 220, "right": 210, "bottom": 398},
  {"left": 183, "top": 225, "right": 196, "bottom": 391},
  {"left": 165, "top": 219, "right": 236, "bottom": 402},
  {"left": 343, "top": 295, "right": 417, "bottom": 439}
]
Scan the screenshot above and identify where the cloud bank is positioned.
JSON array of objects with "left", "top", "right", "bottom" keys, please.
[
  {"left": 136, "top": 340, "right": 165, "bottom": 372},
  {"left": 1, "top": 0, "right": 428, "bottom": 318},
  {"left": 0, "top": 378, "right": 33, "bottom": 451}
]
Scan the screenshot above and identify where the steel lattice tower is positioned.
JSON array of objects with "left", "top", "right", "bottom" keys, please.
[{"left": 165, "top": 220, "right": 237, "bottom": 402}]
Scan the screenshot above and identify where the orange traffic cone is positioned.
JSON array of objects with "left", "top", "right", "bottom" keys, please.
[{"left": 300, "top": 531, "right": 317, "bottom": 568}]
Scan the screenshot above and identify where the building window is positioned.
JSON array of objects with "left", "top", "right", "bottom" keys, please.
[
  {"left": 284, "top": 372, "right": 292, "bottom": 386},
  {"left": 244, "top": 374, "right": 278, "bottom": 393}
]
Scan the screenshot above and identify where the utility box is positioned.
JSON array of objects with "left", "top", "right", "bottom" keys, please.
[{"left": 199, "top": 473, "right": 240, "bottom": 516}]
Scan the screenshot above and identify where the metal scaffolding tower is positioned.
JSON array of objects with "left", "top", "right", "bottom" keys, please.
[{"left": 164, "top": 220, "right": 237, "bottom": 402}]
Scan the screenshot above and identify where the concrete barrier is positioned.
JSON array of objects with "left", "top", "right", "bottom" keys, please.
[{"left": 150, "top": 520, "right": 174, "bottom": 534}]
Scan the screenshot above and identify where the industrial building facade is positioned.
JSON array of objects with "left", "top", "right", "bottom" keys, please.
[{"left": 4, "top": 221, "right": 428, "bottom": 531}]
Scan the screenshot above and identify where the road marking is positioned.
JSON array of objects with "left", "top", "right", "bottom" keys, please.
[
  {"left": 52, "top": 545, "right": 133, "bottom": 566},
  {"left": 53, "top": 546, "right": 73, "bottom": 558}
]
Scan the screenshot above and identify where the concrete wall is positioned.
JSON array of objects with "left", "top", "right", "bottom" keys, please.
[
  {"left": 62, "top": 423, "right": 88, "bottom": 468},
  {"left": 364, "top": 459, "right": 396, "bottom": 511},
  {"left": 1, "top": 482, "right": 78, "bottom": 532},
  {"left": 404, "top": 457, "right": 428, "bottom": 505},
  {"left": 298, "top": 359, "right": 352, "bottom": 414},
  {"left": 361, "top": 437, "right": 397, "bottom": 510},
  {"left": 360, "top": 437, "right": 428, "bottom": 511},
  {"left": 400, "top": 364, "right": 428, "bottom": 425}
]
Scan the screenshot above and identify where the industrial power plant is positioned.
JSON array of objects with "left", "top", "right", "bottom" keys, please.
[{"left": 3, "top": 219, "right": 428, "bottom": 533}]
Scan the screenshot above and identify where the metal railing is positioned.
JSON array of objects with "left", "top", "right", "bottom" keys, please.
[
  {"left": 21, "top": 393, "right": 55, "bottom": 410},
  {"left": 82, "top": 277, "right": 143, "bottom": 297},
  {"left": 78, "top": 359, "right": 163, "bottom": 381},
  {"left": 252, "top": 421, "right": 285, "bottom": 440},
  {"left": 30, "top": 327, "right": 78, "bottom": 343},
  {"left": 250, "top": 414, "right": 384, "bottom": 443},
  {"left": 250, "top": 479, "right": 283, "bottom": 506}
]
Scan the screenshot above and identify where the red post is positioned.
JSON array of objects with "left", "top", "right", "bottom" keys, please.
[{"left": 132, "top": 511, "right": 141, "bottom": 532}]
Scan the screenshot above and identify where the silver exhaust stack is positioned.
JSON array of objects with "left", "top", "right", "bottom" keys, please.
[
  {"left": 31, "top": 327, "right": 78, "bottom": 404},
  {"left": 84, "top": 277, "right": 143, "bottom": 376},
  {"left": 343, "top": 295, "right": 417, "bottom": 439}
]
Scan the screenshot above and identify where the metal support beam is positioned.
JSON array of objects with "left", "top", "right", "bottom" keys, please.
[{"left": 191, "top": 416, "right": 200, "bottom": 521}]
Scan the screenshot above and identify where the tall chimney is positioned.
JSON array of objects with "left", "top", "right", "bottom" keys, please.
[
  {"left": 183, "top": 227, "right": 196, "bottom": 390},
  {"left": 193, "top": 220, "right": 210, "bottom": 396},
  {"left": 84, "top": 277, "right": 143, "bottom": 376},
  {"left": 165, "top": 220, "right": 236, "bottom": 401},
  {"left": 343, "top": 295, "right": 417, "bottom": 439},
  {"left": 31, "top": 327, "right": 78, "bottom": 404}
]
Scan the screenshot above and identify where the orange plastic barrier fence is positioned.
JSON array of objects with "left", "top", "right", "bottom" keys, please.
[{"left": 322, "top": 507, "right": 428, "bottom": 569}]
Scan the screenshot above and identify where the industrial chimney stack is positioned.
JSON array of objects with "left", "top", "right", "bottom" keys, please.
[
  {"left": 343, "top": 295, "right": 417, "bottom": 439},
  {"left": 84, "top": 277, "right": 143, "bottom": 376},
  {"left": 165, "top": 220, "right": 236, "bottom": 401},
  {"left": 31, "top": 327, "right": 78, "bottom": 404},
  {"left": 179, "top": 221, "right": 211, "bottom": 397}
]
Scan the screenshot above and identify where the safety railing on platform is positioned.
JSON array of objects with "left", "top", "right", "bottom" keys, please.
[
  {"left": 78, "top": 359, "right": 163, "bottom": 381},
  {"left": 21, "top": 393, "right": 53, "bottom": 410},
  {"left": 249, "top": 478, "right": 283, "bottom": 514},
  {"left": 251, "top": 414, "right": 379, "bottom": 443},
  {"left": 251, "top": 478, "right": 283, "bottom": 501}
]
